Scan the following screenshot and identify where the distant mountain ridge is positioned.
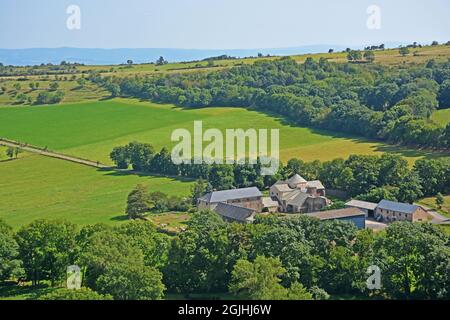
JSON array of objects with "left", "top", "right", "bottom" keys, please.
[{"left": 0, "top": 44, "right": 401, "bottom": 66}]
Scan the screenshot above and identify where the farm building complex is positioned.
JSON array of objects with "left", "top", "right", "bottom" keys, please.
[
  {"left": 269, "top": 174, "right": 330, "bottom": 213},
  {"left": 197, "top": 174, "right": 432, "bottom": 228}
]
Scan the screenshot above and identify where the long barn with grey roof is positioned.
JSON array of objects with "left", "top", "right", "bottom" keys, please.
[
  {"left": 375, "top": 200, "right": 429, "bottom": 223},
  {"left": 198, "top": 187, "right": 263, "bottom": 212}
]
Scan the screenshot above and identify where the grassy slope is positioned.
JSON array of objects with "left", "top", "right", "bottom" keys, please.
[
  {"left": 1, "top": 99, "right": 448, "bottom": 165},
  {"left": 418, "top": 194, "right": 450, "bottom": 218},
  {"left": 0, "top": 152, "right": 193, "bottom": 228},
  {"left": 290, "top": 45, "right": 450, "bottom": 66},
  {"left": 52, "top": 45, "right": 450, "bottom": 75},
  {"left": 2, "top": 45, "right": 450, "bottom": 103},
  {"left": 0, "top": 80, "right": 109, "bottom": 105}
]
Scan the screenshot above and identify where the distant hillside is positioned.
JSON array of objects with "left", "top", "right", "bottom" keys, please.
[{"left": 0, "top": 45, "right": 357, "bottom": 66}]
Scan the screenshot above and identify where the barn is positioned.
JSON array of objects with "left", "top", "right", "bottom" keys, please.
[
  {"left": 305, "top": 207, "right": 366, "bottom": 229},
  {"left": 345, "top": 199, "right": 378, "bottom": 218}
]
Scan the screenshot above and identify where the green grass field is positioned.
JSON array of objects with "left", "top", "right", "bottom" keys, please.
[
  {"left": 0, "top": 282, "right": 59, "bottom": 300},
  {"left": 1, "top": 98, "right": 448, "bottom": 165},
  {"left": 0, "top": 146, "right": 8, "bottom": 161},
  {"left": 418, "top": 194, "right": 450, "bottom": 218},
  {"left": 148, "top": 212, "right": 190, "bottom": 233},
  {"left": 431, "top": 109, "right": 450, "bottom": 126},
  {"left": 0, "top": 152, "right": 193, "bottom": 228}
]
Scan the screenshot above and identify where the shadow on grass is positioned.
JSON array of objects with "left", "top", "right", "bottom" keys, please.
[
  {"left": 99, "top": 96, "right": 115, "bottom": 101},
  {"left": 0, "top": 282, "right": 56, "bottom": 300},
  {"left": 98, "top": 168, "right": 195, "bottom": 183},
  {"left": 374, "top": 144, "right": 450, "bottom": 161},
  {"left": 110, "top": 215, "right": 129, "bottom": 222},
  {"left": 120, "top": 99, "right": 446, "bottom": 159},
  {"left": 251, "top": 108, "right": 450, "bottom": 161},
  {"left": 167, "top": 103, "right": 450, "bottom": 159}
]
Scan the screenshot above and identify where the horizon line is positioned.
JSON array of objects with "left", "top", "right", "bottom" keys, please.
[{"left": 0, "top": 42, "right": 408, "bottom": 51}]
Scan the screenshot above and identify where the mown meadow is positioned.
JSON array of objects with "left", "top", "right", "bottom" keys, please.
[
  {"left": 1, "top": 98, "right": 449, "bottom": 227},
  {"left": 1, "top": 98, "right": 447, "bottom": 165},
  {"left": 0, "top": 151, "right": 193, "bottom": 228}
]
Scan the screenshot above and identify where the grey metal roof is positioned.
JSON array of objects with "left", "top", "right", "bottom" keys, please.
[
  {"left": 306, "top": 207, "right": 366, "bottom": 220},
  {"left": 202, "top": 187, "right": 262, "bottom": 203},
  {"left": 346, "top": 199, "right": 378, "bottom": 210},
  {"left": 377, "top": 200, "right": 419, "bottom": 214},
  {"left": 214, "top": 202, "right": 256, "bottom": 222}
]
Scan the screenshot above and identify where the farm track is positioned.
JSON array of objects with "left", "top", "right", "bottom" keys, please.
[
  {"left": 0, "top": 138, "right": 193, "bottom": 182},
  {"left": 0, "top": 138, "right": 112, "bottom": 169}
]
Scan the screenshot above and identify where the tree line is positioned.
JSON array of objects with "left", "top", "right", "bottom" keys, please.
[
  {"left": 1, "top": 213, "right": 449, "bottom": 300},
  {"left": 92, "top": 57, "right": 450, "bottom": 149},
  {"left": 110, "top": 142, "right": 450, "bottom": 204}
]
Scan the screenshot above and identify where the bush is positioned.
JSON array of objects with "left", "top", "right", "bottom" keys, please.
[
  {"left": 310, "top": 286, "right": 330, "bottom": 300},
  {"left": 35, "top": 90, "right": 64, "bottom": 104},
  {"left": 39, "top": 288, "right": 112, "bottom": 300}
]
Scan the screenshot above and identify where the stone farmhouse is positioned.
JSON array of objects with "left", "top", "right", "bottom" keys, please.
[{"left": 270, "top": 174, "right": 330, "bottom": 213}]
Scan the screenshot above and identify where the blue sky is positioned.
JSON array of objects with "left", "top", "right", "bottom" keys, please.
[{"left": 1, "top": 0, "right": 449, "bottom": 49}]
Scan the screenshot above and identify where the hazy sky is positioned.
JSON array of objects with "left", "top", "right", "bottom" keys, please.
[{"left": 1, "top": 0, "right": 449, "bottom": 49}]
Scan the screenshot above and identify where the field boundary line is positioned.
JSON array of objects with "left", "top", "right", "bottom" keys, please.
[
  {"left": 0, "top": 138, "right": 196, "bottom": 182},
  {"left": 0, "top": 138, "right": 112, "bottom": 169}
]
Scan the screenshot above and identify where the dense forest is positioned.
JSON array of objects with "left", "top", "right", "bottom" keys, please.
[
  {"left": 1, "top": 213, "right": 449, "bottom": 300},
  {"left": 92, "top": 57, "right": 450, "bottom": 148},
  {"left": 110, "top": 142, "right": 450, "bottom": 204}
]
